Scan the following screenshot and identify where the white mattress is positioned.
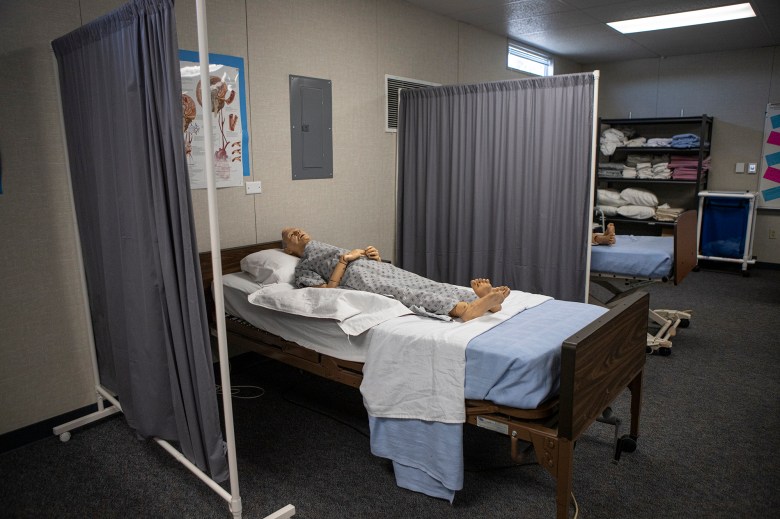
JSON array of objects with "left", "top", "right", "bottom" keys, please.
[{"left": 221, "top": 272, "right": 371, "bottom": 362}]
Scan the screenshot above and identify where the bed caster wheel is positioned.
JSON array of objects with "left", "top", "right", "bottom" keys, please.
[
  {"left": 59, "top": 432, "right": 71, "bottom": 443},
  {"left": 658, "top": 347, "right": 672, "bottom": 356},
  {"left": 679, "top": 319, "right": 690, "bottom": 328},
  {"left": 619, "top": 435, "right": 637, "bottom": 453},
  {"left": 613, "top": 435, "right": 637, "bottom": 462}
]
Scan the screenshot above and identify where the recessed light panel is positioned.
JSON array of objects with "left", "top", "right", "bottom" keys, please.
[{"left": 608, "top": 3, "right": 756, "bottom": 34}]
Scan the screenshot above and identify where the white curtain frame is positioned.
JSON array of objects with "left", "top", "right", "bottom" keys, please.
[{"left": 51, "top": 1, "right": 295, "bottom": 518}]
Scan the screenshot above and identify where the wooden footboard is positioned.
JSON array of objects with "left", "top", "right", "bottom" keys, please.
[
  {"left": 674, "top": 209, "right": 697, "bottom": 284},
  {"left": 200, "top": 242, "right": 648, "bottom": 519},
  {"left": 466, "top": 290, "right": 648, "bottom": 519}
]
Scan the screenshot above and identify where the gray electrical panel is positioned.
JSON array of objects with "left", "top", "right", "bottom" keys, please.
[{"left": 289, "top": 75, "right": 332, "bottom": 180}]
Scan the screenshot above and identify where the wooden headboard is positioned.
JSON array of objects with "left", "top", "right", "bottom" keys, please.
[{"left": 198, "top": 240, "right": 282, "bottom": 322}]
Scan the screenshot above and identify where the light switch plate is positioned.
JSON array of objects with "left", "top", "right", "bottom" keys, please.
[
  {"left": 735, "top": 162, "right": 745, "bottom": 174},
  {"left": 747, "top": 163, "right": 757, "bottom": 174},
  {"left": 245, "top": 181, "right": 262, "bottom": 194}
]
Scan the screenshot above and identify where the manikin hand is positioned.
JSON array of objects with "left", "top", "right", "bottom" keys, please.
[
  {"left": 342, "top": 249, "right": 366, "bottom": 262},
  {"left": 364, "top": 246, "right": 381, "bottom": 262}
]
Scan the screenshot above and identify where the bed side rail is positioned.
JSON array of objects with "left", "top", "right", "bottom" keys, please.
[
  {"left": 674, "top": 209, "right": 697, "bottom": 285},
  {"left": 558, "top": 291, "right": 649, "bottom": 440}
]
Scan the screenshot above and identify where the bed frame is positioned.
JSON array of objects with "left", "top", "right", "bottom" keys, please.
[
  {"left": 200, "top": 241, "right": 649, "bottom": 519},
  {"left": 590, "top": 209, "right": 697, "bottom": 354}
]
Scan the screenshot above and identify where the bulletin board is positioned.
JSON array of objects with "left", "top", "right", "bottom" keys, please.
[{"left": 758, "top": 103, "right": 780, "bottom": 209}]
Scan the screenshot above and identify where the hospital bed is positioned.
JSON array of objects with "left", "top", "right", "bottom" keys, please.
[
  {"left": 589, "top": 209, "right": 697, "bottom": 355},
  {"left": 200, "top": 241, "right": 650, "bottom": 519}
]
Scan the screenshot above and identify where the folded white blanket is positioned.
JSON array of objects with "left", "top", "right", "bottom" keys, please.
[{"left": 360, "top": 290, "right": 551, "bottom": 423}]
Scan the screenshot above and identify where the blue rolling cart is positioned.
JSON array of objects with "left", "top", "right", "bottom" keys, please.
[{"left": 696, "top": 191, "right": 757, "bottom": 275}]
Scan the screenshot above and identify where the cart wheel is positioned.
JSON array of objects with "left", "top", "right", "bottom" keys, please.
[
  {"left": 618, "top": 435, "right": 637, "bottom": 453},
  {"left": 646, "top": 346, "right": 653, "bottom": 354},
  {"left": 679, "top": 319, "right": 690, "bottom": 328},
  {"left": 59, "top": 432, "right": 71, "bottom": 443},
  {"left": 658, "top": 347, "right": 672, "bottom": 356}
]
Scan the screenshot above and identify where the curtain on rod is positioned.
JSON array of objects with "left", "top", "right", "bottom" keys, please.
[
  {"left": 52, "top": 0, "right": 227, "bottom": 481},
  {"left": 396, "top": 73, "right": 595, "bottom": 302}
]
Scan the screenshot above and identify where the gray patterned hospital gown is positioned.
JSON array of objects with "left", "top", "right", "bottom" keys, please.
[{"left": 294, "top": 240, "right": 476, "bottom": 319}]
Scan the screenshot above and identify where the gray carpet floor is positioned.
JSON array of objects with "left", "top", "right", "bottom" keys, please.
[{"left": 1, "top": 265, "right": 778, "bottom": 518}]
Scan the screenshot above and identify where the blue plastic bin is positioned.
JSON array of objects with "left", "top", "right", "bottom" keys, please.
[{"left": 699, "top": 197, "right": 750, "bottom": 259}]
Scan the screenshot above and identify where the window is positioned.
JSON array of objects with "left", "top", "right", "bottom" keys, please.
[{"left": 507, "top": 41, "right": 553, "bottom": 76}]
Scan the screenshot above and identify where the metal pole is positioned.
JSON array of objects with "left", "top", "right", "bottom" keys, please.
[{"left": 194, "top": 1, "right": 243, "bottom": 517}]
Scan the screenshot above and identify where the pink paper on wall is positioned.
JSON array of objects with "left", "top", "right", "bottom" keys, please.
[
  {"left": 764, "top": 166, "right": 780, "bottom": 184},
  {"left": 767, "top": 131, "right": 780, "bottom": 146}
]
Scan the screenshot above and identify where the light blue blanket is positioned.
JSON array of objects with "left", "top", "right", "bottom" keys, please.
[
  {"left": 368, "top": 299, "right": 608, "bottom": 502},
  {"left": 590, "top": 234, "right": 674, "bottom": 279}
]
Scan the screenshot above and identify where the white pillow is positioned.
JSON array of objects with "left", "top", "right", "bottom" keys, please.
[
  {"left": 617, "top": 205, "right": 656, "bottom": 220},
  {"left": 240, "top": 248, "right": 299, "bottom": 284},
  {"left": 620, "top": 187, "right": 658, "bottom": 207},
  {"left": 596, "top": 205, "right": 618, "bottom": 216},
  {"left": 247, "top": 285, "right": 412, "bottom": 335},
  {"left": 597, "top": 189, "right": 627, "bottom": 207}
]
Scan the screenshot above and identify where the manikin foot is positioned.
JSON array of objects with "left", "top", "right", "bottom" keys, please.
[
  {"left": 471, "top": 278, "right": 510, "bottom": 312},
  {"left": 461, "top": 288, "right": 507, "bottom": 321}
]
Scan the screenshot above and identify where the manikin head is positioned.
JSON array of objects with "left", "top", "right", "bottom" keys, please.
[{"left": 281, "top": 227, "right": 311, "bottom": 257}]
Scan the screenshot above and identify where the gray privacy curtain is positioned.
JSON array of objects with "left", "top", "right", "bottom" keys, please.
[
  {"left": 52, "top": 0, "right": 227, "bottom": 482},
  {"left": 396, "top": 73, "right": 595, "bottom": 302}
]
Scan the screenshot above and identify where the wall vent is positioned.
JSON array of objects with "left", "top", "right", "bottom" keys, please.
[{"left": 385, "top": 74, "right": 439, "bottom": 133}]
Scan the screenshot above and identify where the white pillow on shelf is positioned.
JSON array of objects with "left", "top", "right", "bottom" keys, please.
[
  {"left": 597, "top": 189, "right": 627, "bottom": 207},
  {"left": 596, "top": 205, "right": 618, "bottom": 216},
  {"left": 620, "top": 187, "right": 658, "bottom": 207},
  {"left": 240, "top": 248, "right": 299, "bottom": 284}
]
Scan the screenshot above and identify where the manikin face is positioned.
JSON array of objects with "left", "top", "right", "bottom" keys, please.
[{"left": 281, "top": 227, "right": 311, "bottom": 257}]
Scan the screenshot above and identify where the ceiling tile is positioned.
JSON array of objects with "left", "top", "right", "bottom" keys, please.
[
  {"left": 452, "top": 0, "right": 571, "bottom": 28},
  {"left": 516, "top": 23, "right": 658, "bottom": 61},
  {"left": 489, "top": 10, "right": 602, "bottom": 36}
]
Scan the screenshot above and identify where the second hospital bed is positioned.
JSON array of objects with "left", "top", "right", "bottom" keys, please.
[
  {"left": 589, "top": 209, "right": 698, "bottom": 354},
  {"left": 200, "top": 241, "right": 650, "bottom": 519}
]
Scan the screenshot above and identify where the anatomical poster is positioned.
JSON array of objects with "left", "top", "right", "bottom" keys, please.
[{"left": 179, "top": 50, "right": 249, "bottom": 189}]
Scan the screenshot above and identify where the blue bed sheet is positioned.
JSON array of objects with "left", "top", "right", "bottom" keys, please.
[
  {"left": 590, "top": 234, "right": 674, "bottom": 279},
  {"left": 369, "top": 299, "right": 608, "bottom": 502}
]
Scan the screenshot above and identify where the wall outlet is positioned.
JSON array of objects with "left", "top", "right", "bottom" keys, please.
[
  {"left": 245, "top": 181, "right": 262, "bottom": 194},
  {"left": 770, "top": 229, "right": 777, "bottom": 240}
]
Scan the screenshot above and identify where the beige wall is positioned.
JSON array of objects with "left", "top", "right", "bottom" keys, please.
[
  {"left": 589, "top": 46, "right": 780, "bottom": 264},
  {"left": 0, "top": 0, "right": 551, "bottom": 435}
]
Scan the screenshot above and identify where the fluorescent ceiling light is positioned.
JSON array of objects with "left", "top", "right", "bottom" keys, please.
[{"left": 607, "top": 3, "right": 756, "bottom": 34}]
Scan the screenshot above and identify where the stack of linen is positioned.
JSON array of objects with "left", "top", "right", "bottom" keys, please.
[
  {"left": 600, "top": 128, "right": 629, "bottom": 156},
  {"left": 670, "top": 133, "right": 700, "bottom": 148},
  {"left": 654, "top": 204, "right": 685, "bottom": 222},
  {"left": 639, "top": 162, "right": 672, "bottom": 179},
  {"left": 645, "top": 137, "right": 673, "bottom": 147},
  {"left": 668, "top": 155, "right": 710, "bottom": 180},
  {"left": 598, "top": 162, "right": 625, "bottom": 178}
]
